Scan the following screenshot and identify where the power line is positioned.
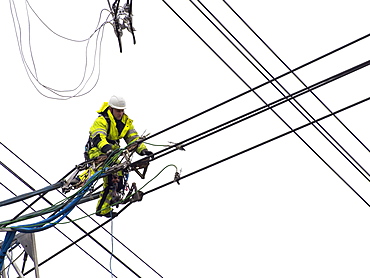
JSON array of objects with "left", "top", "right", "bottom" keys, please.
[
  {"left": 152, "top": 0, "right": 370, "bottom": 151},
  {"left": 157, "top": 3, "right": 370, "bottom": 217},
  {"left": 146, "top": 95, "right": 370, "bottom": 206},
  {"left": 222, "top": 0, "right": 370, "bottom": 154},
  {"left": 218, "top": 0, "right": 369, "bottom": 172},
  {"left": 155, "top": 1, "right": 369, "bottom": 191},
  {"left": 189, "top": 0, "right": 369, "bottom": 180},
  {"left": 150, "top": 59, "right": 370, "bottom": 164}
]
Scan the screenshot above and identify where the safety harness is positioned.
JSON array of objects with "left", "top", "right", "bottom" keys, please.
[{"left": 84, "top": 112, "right": 119, "bottom": 161}]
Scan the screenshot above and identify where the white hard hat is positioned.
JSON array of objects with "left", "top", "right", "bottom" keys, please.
[{"left": 109, "top": 95, "right": 126, "bottom": 109}]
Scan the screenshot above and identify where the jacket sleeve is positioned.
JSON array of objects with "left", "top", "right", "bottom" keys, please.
[
  {"left": 89, "top": 116, "right": 112, "bottom": 153},
  {"left": 123, "top": 122, "right": 147, "bottom": 154}
]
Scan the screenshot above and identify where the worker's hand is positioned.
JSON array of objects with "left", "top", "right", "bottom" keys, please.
[
  {"left": 140, "top": 149, "right": 153, "bottom": 157},
  {"left": 101, "top": 144, "right": 113, "bottom": 154}
]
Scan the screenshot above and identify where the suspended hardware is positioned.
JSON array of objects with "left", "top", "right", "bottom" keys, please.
[
  {"left": 129, "top": 157, "right": 150, "bottom": 179},
  {"left": 62, "top": 155, "right": 108, "bottom": 194},
  {"left": 109, "top": 173, "right": 128, "bottom": 207},
  {"left": 121, "top": 182, "right": 143, "bottom": 204},
  {"left": 109, "top": 179, "right": 143, "bottom": 207},
  {"left": 169, "top": 141, "right": 186, "bottom": 151},
  {"left": 174, "top": 170, "right": 181, "bottom": 185},
  {"left": 109, "top": 0, "right": 136, "bottom": 53}
]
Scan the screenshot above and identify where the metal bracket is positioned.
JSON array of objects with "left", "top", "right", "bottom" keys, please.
[
  {"left": 174, "top": 171, "right": 181, "bottom": 185},
  {"left": 111, "top": 0, "right": 136, "bottom": 52},
  {"left": 129, "top": 157, "right": 150, "bottom": 179},
  {"left": 122, "top": 182, "right": 143, "bottom": 204},
  {"left": 1, "top": 233, "right": 40, "bottom": 278}
]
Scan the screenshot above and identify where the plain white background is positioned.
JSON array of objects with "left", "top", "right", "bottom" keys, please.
[{"left": 1, "top": 0, "right": 370, "bottom": 277}]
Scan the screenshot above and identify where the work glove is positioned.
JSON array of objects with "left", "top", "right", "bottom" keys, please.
[
  {"left": 101, "top": 144, "right": 113, "bottom": 154},
  {"left": 140, "top": 149, "right": 153, "bottom": 157}
]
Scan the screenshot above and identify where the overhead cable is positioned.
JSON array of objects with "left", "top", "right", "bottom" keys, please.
[
  {"left": 147, "top": 95, "right": 370, "bottom": 206},
  {"left": 150, "top": 59, "right": 370, "bottom": 162},
  {"left": 158, "top": 2, "right": 370, "bottom": 206},
  {"left": 222, "top": 0, "right": 370, "bottom": 153},
  {"left": 151, "top": 0, "right": 370, "bottom": 146},
  {"left": 190, "top": 0, "right": 369, "bottom": 180}
]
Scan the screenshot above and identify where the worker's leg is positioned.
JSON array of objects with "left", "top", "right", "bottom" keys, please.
[
  {"left": 96, "top": 175, "right": 113, "bottom": 216},
  {"left": 95, "top": 173, "right": 124, "bottom": 216}
]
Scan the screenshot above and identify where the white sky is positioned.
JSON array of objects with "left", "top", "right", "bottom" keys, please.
[{"left": 1, "top": 0, "right": 370, "bottom": 277}]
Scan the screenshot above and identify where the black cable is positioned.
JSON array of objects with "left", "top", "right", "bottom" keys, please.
[
  {"left": 0, "top": 143, "right": 48, "bottom": 183},
  {"left": 191, "top": 0, "right": 369, "bottom": 180},
  {"left": 148, "top": 0, "right": 370, "bottom": 146},
  {"left": 216, "top": 0, "right": 369, "bottom": 173},
  {"left": 156, "top": 1, "right": 370, "bottom": 159},
  {"left": 146, "top": 95, "right": 370, "bottom": 206},
  {"left": 151, "top": 59, "right": 370, "bottom": 162},
  {"left": 222, "top": 0, "right": 370, "bottom": 154},
  {"left": 23, "top": 203, "right": 142, "bottom": 278},
  {"left": 158, "top": 0, "right": 293, "bottom": 147},
  {"left": 159, "top": 2, "right": 370, "bottom": 206}
]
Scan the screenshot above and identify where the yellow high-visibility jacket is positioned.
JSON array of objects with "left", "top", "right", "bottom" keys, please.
[{"left": 87, "top": 102, "right": 147, "bottom": 159}]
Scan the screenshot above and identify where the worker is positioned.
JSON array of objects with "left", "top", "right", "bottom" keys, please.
[{"left": 85, "top": 95, "right": 153, "bottom": 217}]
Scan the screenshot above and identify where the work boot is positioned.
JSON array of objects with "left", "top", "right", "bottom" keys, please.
[{"left": 96, "top": 211, "right": 118, "bottom": 218}]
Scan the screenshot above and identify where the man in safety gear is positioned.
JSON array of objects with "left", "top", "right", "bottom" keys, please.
[{"left": 85, "top": 95, "right": 153, "bottom": 217}]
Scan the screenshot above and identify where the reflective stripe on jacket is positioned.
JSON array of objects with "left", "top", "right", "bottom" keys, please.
[{"left": 87, "top": 102, "right": 147, "bottom": 158}]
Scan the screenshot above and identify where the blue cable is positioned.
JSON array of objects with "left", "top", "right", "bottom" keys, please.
[
  {"left": 12, "top": 170, "right": 102, "bottom": 233},
  {"left": 0, "top": 170, "right": 104, "bottom": 267},
  {"left": 0, "top": 230, "right": 16, "bottom": 270}
]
